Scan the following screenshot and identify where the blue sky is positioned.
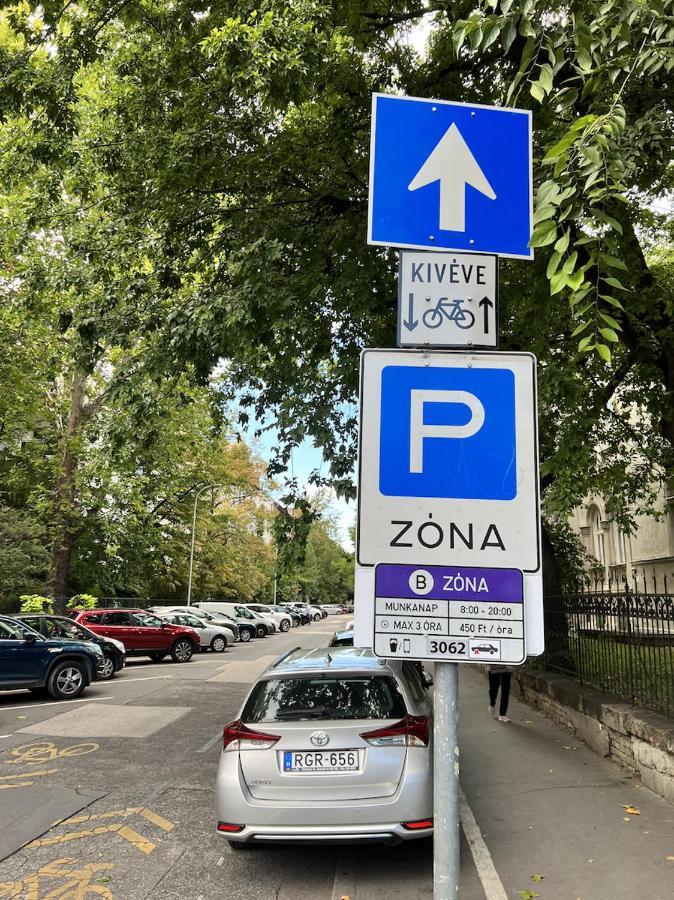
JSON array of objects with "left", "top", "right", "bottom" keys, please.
[{"left": 246, "top": 422, "right": 356, "bottom": 551}]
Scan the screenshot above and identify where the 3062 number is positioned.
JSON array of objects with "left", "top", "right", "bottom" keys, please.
[{"left": 427, "top": 640, "right": 466, "bottom": 655}]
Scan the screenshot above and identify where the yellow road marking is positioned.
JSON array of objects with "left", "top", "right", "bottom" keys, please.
[
  {"left": 25, "top": 806, "right": 174, "bottom": 854},
  {"left": 137, "top": 808, "right": 174, "bottom": 831},
  {"left": 6, "top": 742, "right": 99, "bottom": 765},
  {"left": 0, "top": 857, "right": 114, "bottom": 899},
  {"left": 0, "top": 768, "right": 59, "bottom": 789}
]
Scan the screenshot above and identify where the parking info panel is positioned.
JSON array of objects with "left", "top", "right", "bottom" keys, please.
[{"left": 373, "top": 563, "right": 525, "bottom": 664}]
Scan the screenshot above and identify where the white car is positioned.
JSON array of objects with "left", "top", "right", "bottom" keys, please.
[
  {"left": 157, "top": 611, "right": 230, "bottom": 652},
  {"left": 244, "top": 604, "right": 292, "bottom": 633},
  {"left": 196, "top": 602, "right": 276, "bottom": 637},
  {"left": 150, "top": 606, "right": 239, "bottom": 643}
]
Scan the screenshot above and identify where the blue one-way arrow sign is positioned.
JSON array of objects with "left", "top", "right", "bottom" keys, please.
[{"left": 368, "top": 94, "right": 533, "bottom": 259}]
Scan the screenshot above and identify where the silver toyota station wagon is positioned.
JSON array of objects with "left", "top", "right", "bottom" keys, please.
[{"left": 215, "top": 646, "right": 433, "bottom": 847}]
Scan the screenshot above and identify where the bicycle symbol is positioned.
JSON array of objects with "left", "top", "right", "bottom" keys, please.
[
  {"left": 422, "top": 297, "right": 475, "bottom": 330},
  {"left": 0, "top": 857, "right": 113, "bottom": 899},
  {"left": 6, "top": 742, "right": 99, "bottom": 765}
]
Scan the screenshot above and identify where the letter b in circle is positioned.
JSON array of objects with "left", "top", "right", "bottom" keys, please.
[{"left": 409, "top": 569, "right": 434, "bottom": 596}]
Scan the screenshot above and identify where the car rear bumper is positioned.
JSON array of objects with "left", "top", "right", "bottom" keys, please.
[
  {"left": 219, "top": 820, "right": 431, "bottom": 845},
  {"left": 215, "top": 752, "right": 432, "bottom": 844}
]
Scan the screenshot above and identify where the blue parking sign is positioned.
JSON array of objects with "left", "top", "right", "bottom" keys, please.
[
  {"left": 368, "top": 94, "right": 533, "bottom": 259},
  {"left": 379, "top": 365, "right": 516, "bottom": 500}
]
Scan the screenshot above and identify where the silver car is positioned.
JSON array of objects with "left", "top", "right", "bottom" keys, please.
[
  {"left": 150, "top": 606, "right": 240, "bottom": 643},
  {"left": 156, "top": 611, "right": 232, "bottom": 652},
  {"left": 215, "top": 647, "right": 433, "bottom": 847}
]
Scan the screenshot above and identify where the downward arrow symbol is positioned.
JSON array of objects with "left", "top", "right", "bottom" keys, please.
[
  {"left": 408, "top": 123, "right": 496, "bottom": 232},
  {"left": 403, "top": 293, "right": 418, "bottom": 331}
]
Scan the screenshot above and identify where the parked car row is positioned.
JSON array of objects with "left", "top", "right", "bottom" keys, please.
[{"left": 0, "top": 602, "right": 339, "bottom": 705}]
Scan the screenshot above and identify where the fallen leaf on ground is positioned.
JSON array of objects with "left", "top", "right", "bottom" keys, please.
[
  {"left": 623, "top": 805, "right": 640, "bottom": 815},
  {"left": 623, "top": 817, "right": 630, "bottom": 822},
  {"left": 17, "top": 715, "right": 26, "bottom": 720},
  {"left": 562, "top": 745, "right": 577, "bottom": 751},
  {"left": 531, "top": 873, "right": 545, "bottom": 882},
  {"left": 339, "top": 896, "right": 351, "bottom": 900},
  {"left": 97, "top": 877, "right": 112, "bottom": 884},
  {"left": 665, "top": 856, "right": 674, "bottom": 862},
  {"left": 517, "top": 891, "right": 540, "bottom": 900}
]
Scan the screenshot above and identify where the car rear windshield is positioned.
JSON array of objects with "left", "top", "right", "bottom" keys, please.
[{"left": 242, "top": 675, "right": 407, "bottom": 723}]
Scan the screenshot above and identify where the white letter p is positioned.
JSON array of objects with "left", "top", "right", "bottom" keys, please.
[{"left": 409, "top": 389, "right": 485, "bottom": 473}]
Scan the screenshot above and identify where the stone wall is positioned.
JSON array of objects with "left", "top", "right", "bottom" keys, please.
[{"left": 511, "top": 668, "right": 674, "bottom": 803}]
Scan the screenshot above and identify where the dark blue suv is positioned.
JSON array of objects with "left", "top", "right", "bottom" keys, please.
[{"left": 0, "top": 615, "right": 103, "bottom": 701}]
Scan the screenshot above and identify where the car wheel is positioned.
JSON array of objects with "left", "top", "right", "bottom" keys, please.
[
  {"left": 171, "top": 639, "right": 194, "bottom": 663},
  {"left": 279, "top": 619, "right": 290, "bottom": 633},
  {"left": 47, "top": 660, "right": 87, "bottom": 700},
  {"left": 210, "top": 635, "right": 227, "bottom": 653},
  {"left": 256, "top": 625, "right": 267, "bottom": 638},
  {"left": 228, "top": 841, "right": 254, "bottom": 851},
  {"left": 239, "top": 628, "right": 252, "bottom": 642},
  {"left": 97, "top": 654, "right": 116, "bottom": 680},
  {"left": 313, "top": 613, "right": 321, "bottom": 622},
  {"left": 150, "top": 653, "right": 167, "bottom": 662}
]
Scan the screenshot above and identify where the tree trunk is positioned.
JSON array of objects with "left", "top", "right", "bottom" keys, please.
[{"left": 47, "top": 370, "right": 87, "bottom": 602}]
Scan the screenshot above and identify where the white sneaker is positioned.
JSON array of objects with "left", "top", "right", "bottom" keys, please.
[
  {"left": 497, "top": 715, "right": 511, "bottom": 723},
  {"left": 488, "top": 705, "right": 496, "bottom": 717}
]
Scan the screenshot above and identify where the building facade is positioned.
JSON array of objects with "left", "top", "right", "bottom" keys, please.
[{"left": 569, "top": 485, "right": 674, "bottom": 592}]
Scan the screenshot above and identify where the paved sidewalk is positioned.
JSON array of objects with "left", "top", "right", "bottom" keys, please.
[{"left": 458, "top": 665, "right": 674, "bottom": 899}]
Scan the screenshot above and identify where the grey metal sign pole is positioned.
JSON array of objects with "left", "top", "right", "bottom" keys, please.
[{"left": 434, "top": 662, "right": 460, "bottom": 898}]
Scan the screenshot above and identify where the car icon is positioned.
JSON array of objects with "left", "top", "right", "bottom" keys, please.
[{"left": 472, "top": 644, "right": 499, "bottom": 655}]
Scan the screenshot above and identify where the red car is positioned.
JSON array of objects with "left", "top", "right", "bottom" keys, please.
[{"left": 69, "top": 609, "right": 200, "bottom": 663}]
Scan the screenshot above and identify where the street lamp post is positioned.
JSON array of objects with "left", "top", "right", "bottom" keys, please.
[
  {"left": 186, "top": 484, "right": 281, "bottom": 607},
  {"left": 186, "top": 483, "right": 220, "bottom": 607}
]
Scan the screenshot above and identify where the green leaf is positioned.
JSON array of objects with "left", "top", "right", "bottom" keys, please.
[
  {"left": 578, "top": 335, "right": 594, "bottom": 352},
  {"left": 554, "top": 230, "right": 570, "bottom": 253},
  {"left": 536, "top": 180, "right": 560, "bottom": 203},
  {"left": 550, "top": 270, "right": 568, "bottom": 294},
  {"left": 529, "top": 220, "right": 557, "bottom": 247},
  {"left": 599, "top": 294, "right": 625, "bottom": 310},
  {"left": 567, "top": 270, "right": 585, "bottom": 290},
  {"left": 530, "top": 81, "right": 546, "bottom": 102},
  {"left": 539, "top": 63, "right": 553, "bottom": 93},
  {"left": 599, "top": 311, "right": 621, "bottom": 329},
  {"left": 503, "top": 19, "right": 517, "bottom": 51},
  {"left": 604, "top": 276, "right": 629, "bottom": 292},
  {"left": 546, "top": 250, "right": 562, "bottom": 278},
  {"left": 601, "top": 254, "right": 628, "bottom": 271},
  {"left": 531, "top": 874, "right": 545, "bottom": 883},
  {"left": 517, "top": 892, "right": 541, "bottom": 900},
  {"left": 599, "top": 327, "right": 619, "bottom": 342},
  {"left": 562, "top": 251, "right": 578, "bottom": 274},
  {"left": 576, "top": 48, "right": 593, "bottom": 72},
  {"left": 571, "top": 320, "right": 590, "bottom": 337},
  {"left": 596, "top": 343, "right": 612, "bottom": 363}
]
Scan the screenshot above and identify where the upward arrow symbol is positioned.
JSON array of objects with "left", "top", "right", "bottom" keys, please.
[{"left": 408, "top": 123, "right": 496, "bottom": 232}]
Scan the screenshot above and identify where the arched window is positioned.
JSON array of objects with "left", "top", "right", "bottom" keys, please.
[{"left": 588, "top": 505, "right": 605, "bottom": 564}]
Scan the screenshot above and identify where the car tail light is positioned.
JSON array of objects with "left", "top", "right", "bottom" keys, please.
[
  {"left": 402, "top": 818, "right": 433, "bottom": 830},
  {"left": 360, "top": 715, "right": 429, "bottom": 747},
  {"left": 222, "top": 719, "right": 280, "bottom": 752},
  {"left": 217, "top": 822, "right": 245, "bottom": 833}
]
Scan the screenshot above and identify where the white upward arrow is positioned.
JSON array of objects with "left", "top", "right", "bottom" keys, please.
[{"left": 408, "top": 122, "right": 496, "bottom": 232}]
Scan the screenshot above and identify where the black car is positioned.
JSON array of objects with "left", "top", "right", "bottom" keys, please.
[
  {"left": 16, "top": 614, "right": 126, "bottom": 680},
  {"left": 0, "top": 615, "right": 102, "bottom": 700}
]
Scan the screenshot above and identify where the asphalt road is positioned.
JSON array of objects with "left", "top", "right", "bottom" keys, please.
[{"left": 0, "top": 617, "right": 672, "bottom": 900}]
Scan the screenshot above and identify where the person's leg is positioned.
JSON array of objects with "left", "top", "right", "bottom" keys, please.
[
  {"left": 488, "top": 673, "right": 499, "bottom": 714},
  {"left": 498, "top": 673, "right": 512, "bottom": 719}
]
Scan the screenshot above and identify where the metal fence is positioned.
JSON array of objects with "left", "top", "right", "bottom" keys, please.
[{"left": 542, "top": 588, "right": 674, "bottom": 718}]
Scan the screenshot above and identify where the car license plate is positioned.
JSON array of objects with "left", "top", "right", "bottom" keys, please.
[{"left": 283, "top": 750, "right": 359, "bottom": 773}]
